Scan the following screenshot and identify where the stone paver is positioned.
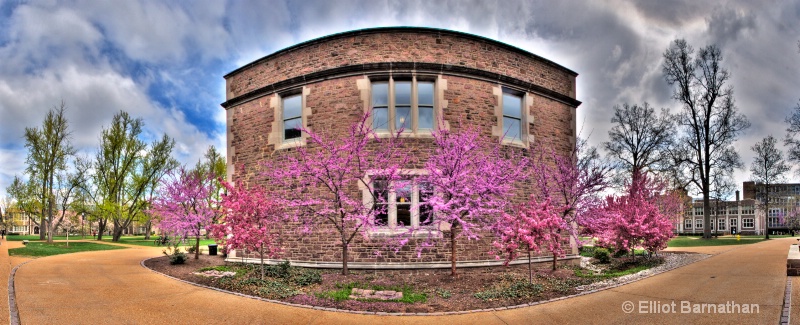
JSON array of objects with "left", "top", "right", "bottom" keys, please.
[{"left": 9, "top": 238, "right": 795, "bottom": 324}]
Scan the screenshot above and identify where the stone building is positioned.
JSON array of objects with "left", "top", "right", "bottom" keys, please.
[{"left": 221, "top": 27, "right": 581, "bottom": 270}]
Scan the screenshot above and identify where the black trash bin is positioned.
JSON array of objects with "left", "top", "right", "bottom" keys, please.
[{"left": 208, "top": 244, "right": 218, "bottom": 256}]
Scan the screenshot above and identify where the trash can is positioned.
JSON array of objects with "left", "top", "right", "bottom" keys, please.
[{"left": 208, "top": 244, "right": 218, "bottom": 256}]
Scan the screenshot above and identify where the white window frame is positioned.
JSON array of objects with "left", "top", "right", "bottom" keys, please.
[
  {"left": 500, "top": 88, "right": 524, "bottom": 143},
  {"left": 363, "top": 171, "right": 440, "bottom": 237},
  {"left": 684, "top": 219, "right": 692, "bottom": 229},
  {"left": 370, "top": 76, "right": 436, "bottom": 135},
  {"left": 695, "top": 219, "right": 703, "bottom": 229},
  {"left": 282, "top": 93, "right": 303, "bottom": 142},
  {"left": 743, "top": 218, "right": 755, "bottom": 228},
  {"left": 730, "top": 218, "right": 738, "bottom": 228},
  {"left": 268, "top": 87, "right": 310, "bottom": 150},
  {"left": 717, "top": 218, "right": 726, "bottom": 230}
]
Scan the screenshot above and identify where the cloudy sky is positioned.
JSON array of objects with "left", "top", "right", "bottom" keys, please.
[{"left": 1, "top": 0, "right": 799, "bottom": 199}]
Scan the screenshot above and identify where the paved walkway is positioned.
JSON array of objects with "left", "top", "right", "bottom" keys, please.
[{"left": 5, "top": 238, "right": 796, "bottom": 324}]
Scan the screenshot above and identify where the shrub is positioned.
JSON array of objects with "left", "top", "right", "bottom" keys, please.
[
  {"left": 612, "top": 248, "right": 628, "bottom": 258},
  {"left": 264, "top": 260, "right": 292, "bottom": 279},
  {"left": 292, "top": 269, "right": 322, "bottom": 286},
  {"left": 593, "top": 248, "right": 611, "bottom": 264},
  {"left": 436, "top": 288, "right": 452, "bottom": 299},
  {"left": 257, "top": 280, "right": 298, "bottom": 299},
  {"left": 474, "top": 281, "right": 543, "bottom": 301},
  {"left": 163, "top": 242, "right": 187, "bottom": 265}
]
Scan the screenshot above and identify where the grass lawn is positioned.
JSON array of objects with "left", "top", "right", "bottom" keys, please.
[
  {"left": 7, "top": 234, "right": 216, "bottom": 247},
  {"left": 100, "top": 236, "right": 217, "bottom": 247},
  {"left": 7, "top": 235, "right": 93, "bottom": 241},
  {"left": 667, "top": 236, "right": 769, "bottom": 247},
  {"left": 8, "top": 241, "right": 126, "bottom": 257}
]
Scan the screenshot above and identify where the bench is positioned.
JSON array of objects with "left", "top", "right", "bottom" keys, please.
[{"left": 788, "top": 245, "right": 800, "bottom": 276}]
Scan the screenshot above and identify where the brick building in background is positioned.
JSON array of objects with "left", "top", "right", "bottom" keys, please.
[{"left": 221, "top": 27, "right": 581, "bottom": 270}]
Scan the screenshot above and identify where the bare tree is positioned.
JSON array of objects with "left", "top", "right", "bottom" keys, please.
[
  {"left": 751, "top": 135, "right": 790, "bottom": 239},
  {"left": 662, "top": 39, "right": 750, "bottom": 239},
  {"left": 604, "top": 102, "right": 674, "bottom": 182},
  {"left": 708, "top": 168, "right": 736, "bottom": 237},
  {"left": 784, "top": 102, "right": 800, "bottom": 165}
]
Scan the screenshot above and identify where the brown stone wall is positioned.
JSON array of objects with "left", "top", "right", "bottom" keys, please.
[
  {"left": 224, "top": 28, "right": 578, "bottom": 266},
  {"left": 226, "top": 29, "right": 576, "bottom": 101}
]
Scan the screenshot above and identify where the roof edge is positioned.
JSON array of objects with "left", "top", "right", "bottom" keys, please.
[{"left": 223, "top": 26, "right": 578, "bottom": 78}]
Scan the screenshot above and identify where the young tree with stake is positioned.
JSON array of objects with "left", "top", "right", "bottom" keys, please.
[
  {"left": 422, "top": 127, "right": 529, "bottom": 277},
  {"left": 267, "top": 112, "right": 406, "bottom": 275}
]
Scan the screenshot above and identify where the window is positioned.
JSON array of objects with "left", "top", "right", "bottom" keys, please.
[
  {"left": 695, "top": 219, "right": 703, "bottom": 229},
  {"left": 501, "top": 89, "right": 523, "bottom": 142},
  {"left": 743, "top": 218, "right": 754, "bottom": 228},
  {"left": 730, "top": 218, "right": 737, "bottom": 228},
  {"left": 768, "top": 217, "right": 782, "bottom": 228},
  {"left": 371, "top": 78, "right": 435, "bottom": 133},
  {"left": 370, "top": 177, "right": 433, "bottom": 229},
  {"left": 718, "top": 218, "right": 726, "bottom": 230},
  {"left": 728, "top": 206, "right": 738, "bottom": 215},
  {"left": 282, "top": 94, "right": 302, "bottom": 141},
  {"left": 694, "top": 207, "right": 703, "bottom": 216},
  {"left": 684, "top": 219, "right": 692, "bottom": 229}
]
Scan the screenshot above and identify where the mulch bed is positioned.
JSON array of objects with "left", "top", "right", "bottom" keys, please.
[{"left": 144, "top": 255, "right": 637, "bottom": 313}]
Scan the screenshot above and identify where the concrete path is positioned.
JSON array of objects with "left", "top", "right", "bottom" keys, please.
[{"left": 8, "top": 238, "right": 795, "bottom": 324}]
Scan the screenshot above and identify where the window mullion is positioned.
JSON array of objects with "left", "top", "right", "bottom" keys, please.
[
  {"left": 389, "top": 187, "right": 397, "bottom": 229},
  {"left": 411, "top": 182, "right": 419, "bottom": 228},
  {"left": 389, "top": 78, "right": 395, "bottom": 133},
  {"left": 412, "top": 76, "right": 418, "bottom": 134}
]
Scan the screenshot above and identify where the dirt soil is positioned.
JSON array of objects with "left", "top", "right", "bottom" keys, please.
[{"left": 144, "top": 255, "right": 619, "bottom": 313}]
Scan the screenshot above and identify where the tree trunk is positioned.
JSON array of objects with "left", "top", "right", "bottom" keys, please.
[
  {"left": 341, "top": 241, "right": 349, "bottom": 275},
  {"left": 552, "top": 253, "right": 557, "bottom": 271},
  {"left": 112, "top": 224, "right": 123, "bottom": 242},
  {"left": 765, "top": 184, "right": 770, "bottom": 240},
  {"left": 97, "top": 219, "right": 107, "bottom": 241},
  {"left": 194, "top": 225, "right": 200, "bottom": 260},
  {"left": 450, "top": 228, "right": 457, "bottom": 277},
  {"left": 144, "top": 220, "right": 152, "bottom": 240},
  {"left": 528, "top": 249, "right": 532, "bottom": 284},
  {"left": 260, "top": 244, "right": 265, "bottom": 279},
  {"left": 38, "top": 217, "right": 46, "bottom": 241}
]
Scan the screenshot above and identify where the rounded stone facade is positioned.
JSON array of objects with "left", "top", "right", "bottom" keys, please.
[{"left": 222, "top": 27, "right": 581, "bottom": 269}]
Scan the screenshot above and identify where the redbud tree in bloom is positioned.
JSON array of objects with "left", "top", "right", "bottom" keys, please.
[
  {"left": 493, "top": 197, "right": 566, "bottom": 283},
  {"left": 593, "top": 172, "right": 681, "bottom": 257},
  {"left": 150, "top": 167, "right": 217, "bottom": 260},
  {"left": 421, "top": 127, "right": 529, "bottom": 277},
  {"left": 529, "top": 139, "right": 611, "bottom": 246},
  {"left": 267, "top": 113, "right": 407, "bottom": 275},
  {"left": 208, "top": 181, "right": 291, "bottom": 279}
]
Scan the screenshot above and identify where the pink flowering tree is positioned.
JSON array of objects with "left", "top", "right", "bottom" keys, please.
[
  {"left": 593, "top": 172, "right": 680, "bottom": 257},
  {"left": 267, "top": 113, "right": 407, "bottom": 275},
  {"left": 150, "top": 167, "right": 217, "bottom": 260},
  {"left": 493, "top": 197, "right": 566, "bottom": 283},
  {"left": 208, "top": 181, "right": 290, "bottom": 279},
  {"left": 55, "top": 213, "right": 77, "bottom": 247},
  {"left": 422, "top": 127, "right": 529, "bottom": 277},
  {"left": 529, "top": 139, "right": 611, "bottom": 243}
]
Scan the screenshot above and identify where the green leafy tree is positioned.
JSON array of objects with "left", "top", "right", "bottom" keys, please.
[
  {"left": 20, "top": 102, "right": 77, "bottom": 242},
  {"left": 87, "top": 111, "right": 177, "bottom": 241}
]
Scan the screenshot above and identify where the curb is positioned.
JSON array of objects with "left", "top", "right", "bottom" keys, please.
[{"left": 8, "top": 260, "right": 32, "bottom": 325}]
